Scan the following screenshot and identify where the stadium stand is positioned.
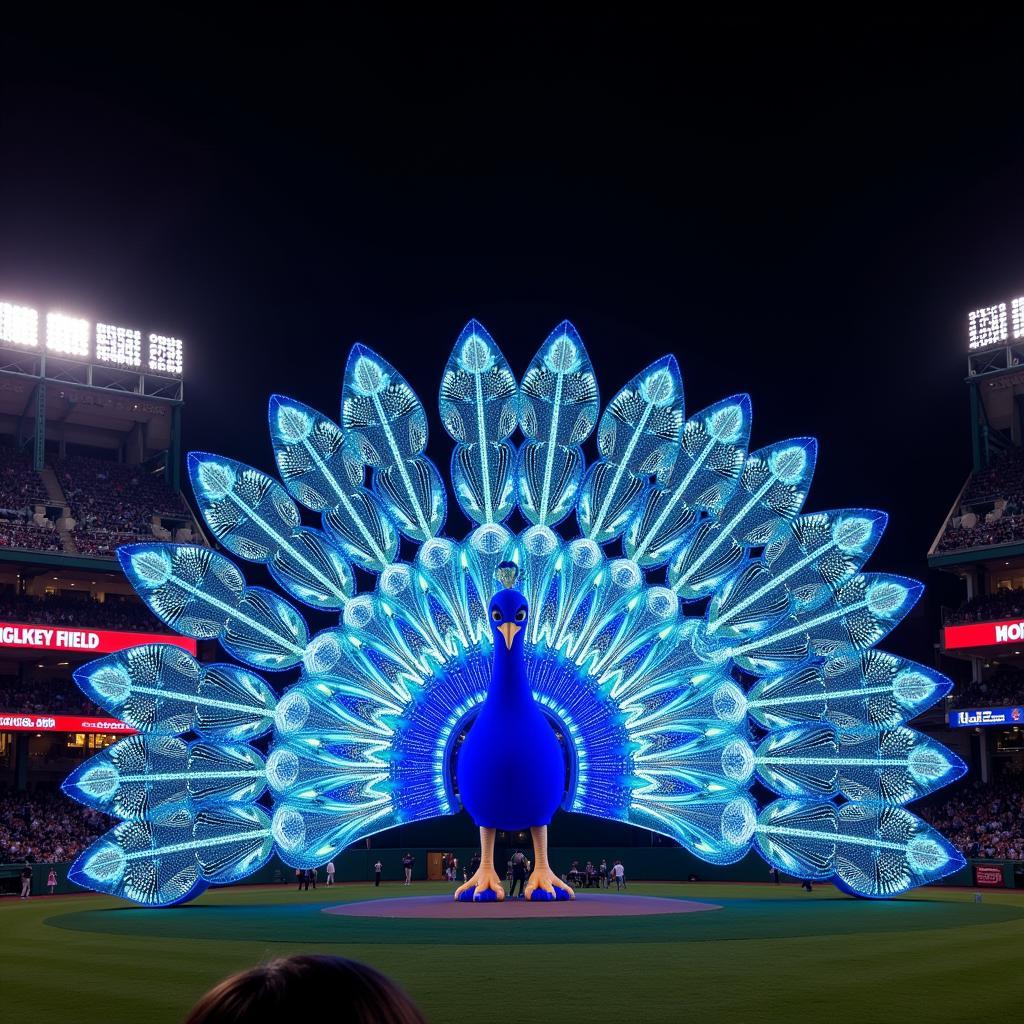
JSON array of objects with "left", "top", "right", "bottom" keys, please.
[
  {"left": 0, "top": 788, "right": 110, "bottom": 863},
  {"left": 0, "top": 443, "right": 50, "bottom": 506},
  {"left": 937, "top": 449, "right": 1024, "bottom": 552},
  {"left": 949, "top": 665, "right": 1024, "bottom": 709},
  {"left": 58, "top": 453, "right": 188, "bottom": 535},
  {"left": 919, "top": 772, "right": 1024, "bottom": 860},
  {"left": 0, "top": 519, "right": 62, "bottom": 552},
  {"left": 0, "top": 591, "right": 168, "bottom": 632},
  {"left": 0, "top": 680, "right": 103, "bottom": 716},
  {"left": 945, "top": 587, "right": 1024, "bottom": 625}
]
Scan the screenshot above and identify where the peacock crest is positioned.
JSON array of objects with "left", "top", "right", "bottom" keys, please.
[{"left": 63, "top": 320, "right": 966, "bottom": 905}]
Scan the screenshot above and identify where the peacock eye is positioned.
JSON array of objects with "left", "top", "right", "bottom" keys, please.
[
  {"left": 491, "top": 609, "right": 502, "bottom": 622},
  {"left": 515, "top": 608, "right": 526, "bottom": 622}
]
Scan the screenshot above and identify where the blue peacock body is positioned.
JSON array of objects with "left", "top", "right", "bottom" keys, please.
[{"left": 63, "top": 320, "right": 967, "bottom": 906}]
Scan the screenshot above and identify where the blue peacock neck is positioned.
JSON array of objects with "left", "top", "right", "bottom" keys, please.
[{"left": 483, "top": 637, "right": 536, "bottom": 716}]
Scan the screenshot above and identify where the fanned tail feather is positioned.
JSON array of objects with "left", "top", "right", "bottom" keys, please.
[
  {"left": 268, "top": 394, "right": 399, "bottom": 572},
  {"left": 342, "top": 344, "right": 446, "bottom": 541},
  {"left": 74, "top": 645, "right": 276, "bottom": 740},
  {"left": 440, "top": 320, "right": 519, "bottom": 525},
  {"left": 118, "top": 545, "right": 308, "bottom": 670},
  {"left": 188, "top": 452, "right": 352, "bottom": 610},
  {"left": 625, "top": 394, "right": 751, "bottom": 567},
  {"left": 517, "top": 322, "right": 599, "bottom": 527},
  {"left": 578, "top": 356, "right": 685, "bottom": 544}
]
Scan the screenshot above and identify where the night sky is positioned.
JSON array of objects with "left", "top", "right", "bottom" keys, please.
[{"left": 3, "top": 18, "right": 1024, "bottom": 661}]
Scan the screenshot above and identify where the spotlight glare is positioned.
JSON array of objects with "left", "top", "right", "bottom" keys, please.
[
  {"left": 0, "top": 302, "right": 39, "bottom": 347},
  {"left": 46, "top": 312, "right": 90, "bottom": 357},
  {"left": 96, "top": 323, "right": 142, "bottom": 368},
  {"left": 148, "top": 333, "right": 183, "bottom": 375}
]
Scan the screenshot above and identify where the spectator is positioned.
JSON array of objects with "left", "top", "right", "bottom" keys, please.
[
  {"left": 183, "top": 955, "right": 427, "bottom": 1024},
  {"left": 949, "top": 665, "right": 1024, "bottom": 709},
  {"left": 612, "top": 859, "right": 626, "bottom": 890},
  {"left": 0, "top": 590, "right": 168, "bottom": 633},
  {"left": 918, "top": 772, "right": 1024, "bottom": 861},
  {"left": 0, "top": 789, "right": 109, "bottom": 864},
  {"left": 946, "top": 588, "right": 1024, "bottom": 627},
  {"left": 939, "top": 449, "right": 1024, "bottom": 552}
]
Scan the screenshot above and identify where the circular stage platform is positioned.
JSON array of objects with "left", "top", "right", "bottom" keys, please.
[{"left": 322, "top": 892, "right": 722, "bottom": 919}]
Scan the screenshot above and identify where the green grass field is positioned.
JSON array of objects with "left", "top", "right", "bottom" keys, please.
[{"left": 2, "top": 882, "right": 1020, "bottom": 1024}]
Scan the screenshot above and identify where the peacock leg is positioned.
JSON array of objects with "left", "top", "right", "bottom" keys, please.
[
  {"left": 454, "top": 827, "right": 506, "bottom": 902},
  {"left": 525, "top": 825, "right": 574, "bottom": 901}
]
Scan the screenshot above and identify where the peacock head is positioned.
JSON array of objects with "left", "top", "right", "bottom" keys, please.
[{"left": 489, "top": 560, "right": 528, "bottom": 653}]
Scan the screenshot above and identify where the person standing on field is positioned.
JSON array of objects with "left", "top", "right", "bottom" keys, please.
[
  {"left": 402, "top": 852, "right": 414, "bottom": 885},
  {"left": 612, "top": 859, "right": 626, "bottom": 890},
  {"left": 374, "top": 859, "right": 383, "bottom": 887},
  {"left": 326, "top": 861, "right": 335, "bottom": 886}
]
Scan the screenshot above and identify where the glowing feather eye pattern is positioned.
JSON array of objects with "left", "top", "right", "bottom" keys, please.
[{"left": 64, "top": 320, "right": 967, "bottom": 905}]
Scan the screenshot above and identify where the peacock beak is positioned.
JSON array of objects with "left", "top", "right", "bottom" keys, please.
[{"left": 498, "top": 622, "right": 520, "bottom": 650}]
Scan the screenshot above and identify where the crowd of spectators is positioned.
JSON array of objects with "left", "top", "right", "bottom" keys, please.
[
  {"left": 919, "top": 772, "right": 1024, "bottom": 861},
  {"left": 0, "top": 445, "right": 49, "bottom": 506},
  {"left": 938, "top": 516, "right": 1024, "bottom": 552},
  {"left": 938, "top": 450, "right": 1024, "bottom": 552},
  {"left": 0, "top": 789, "right": 109, "bottom": 863},
  {"left": 0, "top": 678, "right": 103, "bottom": 716},
  {"left": 946, "top": 587, "right": 1024, "bottom": 626},
  {"left": 950, "top": 666, "right": 1024, "bottom": 709},
  {"left": 0, "top": 591, "right": 168, "bottom": 632},
  {"left": 57, "top": 454, "right": 187, "bottom": 545},
  {"left": 0, "top": 520, "right": 62, "bottom": 552}
]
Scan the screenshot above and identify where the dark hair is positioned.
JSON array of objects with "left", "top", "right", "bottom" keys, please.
[{"left": 184, "top": 955, "right": 427, "bottom": 1024}]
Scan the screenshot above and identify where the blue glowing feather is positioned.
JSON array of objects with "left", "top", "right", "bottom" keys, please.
[
  {"left": 119, "top": 544, "right": 308, "bottom": 670},
  {"left": 625, "top": 394, "right": 751, "bottom": 567},
  {"left": 74, "top": 645, "right": 277, "bottom": 740},
  {"left": 746, "top": 651, "right": 952, "bottom": 731},
  {"left": 517, "top": 322, "right": 599, "bottom": 527},
  {"left": 754, "top": 798, "right": 966, "bottom": 896},
  {"left": 439, "top": 320, "right": 519, "bottom": 525},
  {"left": 62, "top": 734, "right": 266, "bottom": 818},
  {"left": 670, "top": 438, "right": 818, "bottom": 601},
  {"left": 578, "top": 356, "right": 685, "bottom": 544},
  {"left": 342, "top": 344, "right": 446, "bottom": 541},
  {"left": 188, "top": 452, "right": 352, "bottom": 610},
  {"left": 66, "top": 322, "right": 965, "bottom": 906},
  {"left": 268, "top": 394, "right": 399, "bottom": 572}
]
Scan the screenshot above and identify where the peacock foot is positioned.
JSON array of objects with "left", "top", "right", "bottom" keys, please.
[
  {"left": 454, "top": 868, "right": 506, "bottom": 902},
  {"left": 525, "top": 868, "right": 574, "bottom": 901}
]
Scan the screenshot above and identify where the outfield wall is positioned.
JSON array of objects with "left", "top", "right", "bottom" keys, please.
[{"left": 2, "top": 848, "right": 995, "bottom": 896}]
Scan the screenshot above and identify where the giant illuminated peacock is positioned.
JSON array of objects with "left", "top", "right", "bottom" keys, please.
[{"left": 63, "top": 320, "right": 967, "bottom": 906}]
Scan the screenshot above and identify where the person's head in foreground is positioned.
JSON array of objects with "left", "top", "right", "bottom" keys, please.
[{"left": 184, "top": 955, "right": 427, "bottom": 1024}]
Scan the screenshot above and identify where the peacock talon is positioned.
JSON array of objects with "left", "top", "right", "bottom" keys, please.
[
  {"left": 454, "top": 865, "right": 505, "bottom": 903},
  {"left": 524, "top": 867, "right": 574, "bottom": 902}
]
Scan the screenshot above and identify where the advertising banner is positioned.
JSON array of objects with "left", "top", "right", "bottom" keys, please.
[
  {"left": 0, "top": 621, "right": 196, "bottom": 656},
  {"left": 948, "top": 707, "right": 1023, "bottom": 728},
  {"left": 0, "top": 713, "right": 136, "bottom": 734}
]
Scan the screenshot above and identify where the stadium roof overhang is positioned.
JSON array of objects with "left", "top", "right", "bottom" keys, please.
[
  {"left": 0, "top": 370, "right": 179, "bottom": 452},
  {"left": 928, "top": 543, "right": 1024, "bottom": 571}
]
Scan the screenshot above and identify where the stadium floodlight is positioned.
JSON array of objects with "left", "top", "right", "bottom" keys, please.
[
  {"left": 46, "top": 312, "right": 90, "bottom": 357},
  {"left": 148, "top": 333, "right": 183, "bottom": 375},
  {"left": 96, "top": 323, "right": 142, "bottom": 368},
  {"left": 0, "top": 302, "right": 39, "bottom": 347},
  {"left": 1012, "top": 298, "right": 1024, "bottom": 340},
  {"left": 968, "top": 303, "right": 1008, "bottom": 350}
]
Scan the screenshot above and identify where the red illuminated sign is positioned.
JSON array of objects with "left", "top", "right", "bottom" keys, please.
[
  {"left": 0, "top": 713, "right": 136, "bottom": 734},
  {"left": 974, "top": 865, "right": 1005, "bottom": 887},
  {"left": 0, "top": 621, "right": 196, "bottom": 656},
  {"left": 943, "top": 618, "right": 1024, "bottom": 651}
]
